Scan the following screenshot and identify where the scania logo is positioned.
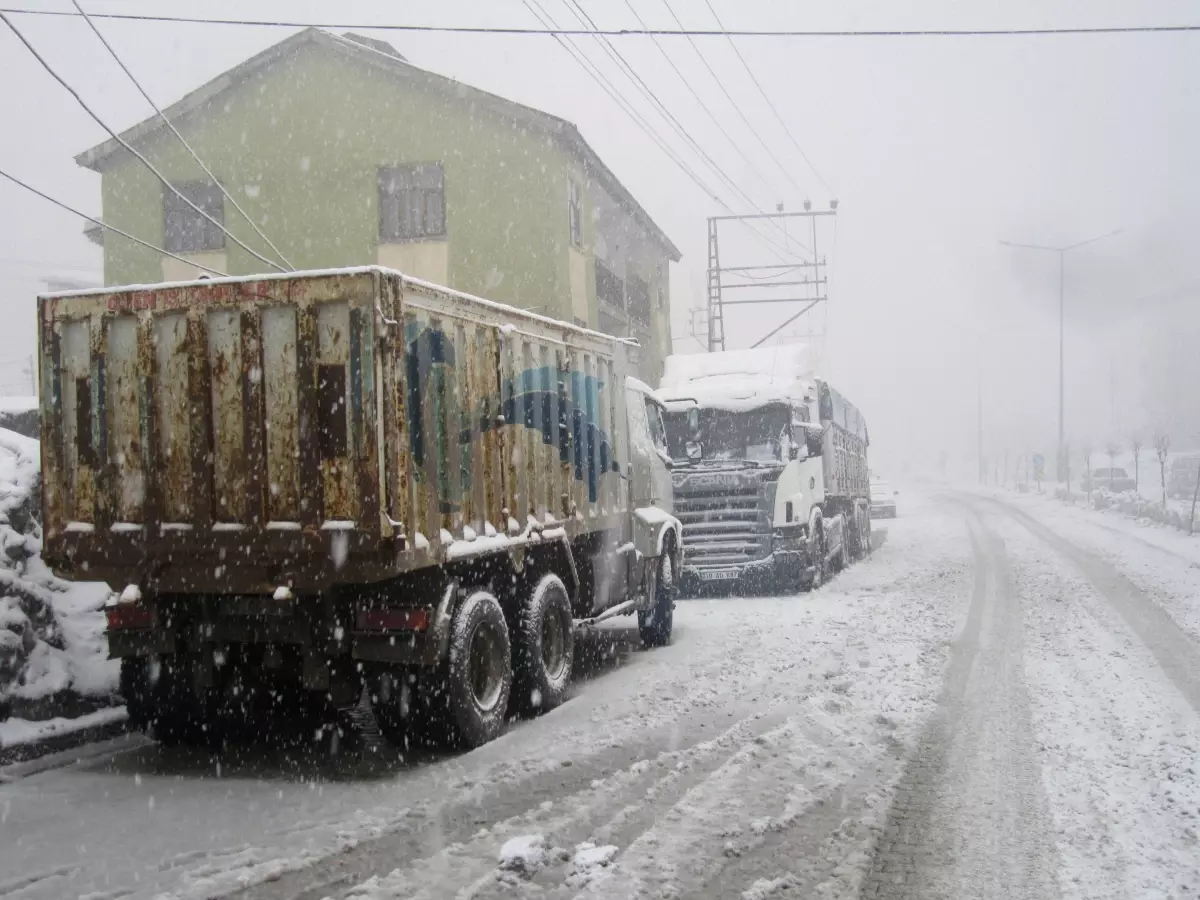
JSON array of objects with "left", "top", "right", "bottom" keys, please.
[{"left": 689, "top": 473, "right": 744, "bottom": 489}]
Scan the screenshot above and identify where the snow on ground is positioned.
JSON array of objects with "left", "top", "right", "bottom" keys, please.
[
  {"left": 0, "top": 428, "right": 115, "bottom": 705},
  {"left": 0, "top": 495, "right": 969, "bottom": 900},
  {"left": 0, "top": 706, "right": 126, "bottom": 748},
  {"left": 986, "top": 506, "right": 1200, "bottom": 900},
  {"left": 1001, "top": 490, "right": 1200, "bottom": 646}
]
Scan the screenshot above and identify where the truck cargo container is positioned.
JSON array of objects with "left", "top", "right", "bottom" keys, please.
[{"left": 38, "top": 267, "right": 681, "bottom": 748}]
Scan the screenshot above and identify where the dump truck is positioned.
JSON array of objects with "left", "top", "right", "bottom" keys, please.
[
  {"left": 38, "top": 268, "right": 681, "bottom": 748},
  {"left": 658, "top": 344, "right": 870, "bottom": 595}
]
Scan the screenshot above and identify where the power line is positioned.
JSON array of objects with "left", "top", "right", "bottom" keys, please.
[
  {"left": 560, "top": 0, "right": 804, "bottom": 258},
  {"left": 0, "top": 167, "right": 229, "bottom": 277},
  {"left": 660, "top": 0, "right": 807, "bottom": 198},
  {"left": 0, "top": 10, "right": 287, "bottom": 274},
  {"left": 1, "top": 8, "right": 1197, "bottom": 37},
  {"left": 619, "top": 0, "right": 789, "bottom": 218},
  {"left": 522, "top": 0, "right": 801, "bottom": 264},
  {"left": 70, "top": 0, "right": 295, "bottom": 272},
  {"left": 703, "top": 0, "right": 833, "bottom": 197}
]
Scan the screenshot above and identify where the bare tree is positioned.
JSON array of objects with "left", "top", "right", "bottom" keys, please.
[
  {"left": 1154, "top": 431, "right": 1170, "bottom": 509},
  {"left": 1129, "top": 433, "right": 1143, "bottom": 494}
]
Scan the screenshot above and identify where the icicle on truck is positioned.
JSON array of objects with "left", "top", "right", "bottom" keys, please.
[
  {"left": 37, "top": 268, "right": 681, "bottom": 748},
  {"left": 658, "top": 344, "right": 871, "bottom": 595}
]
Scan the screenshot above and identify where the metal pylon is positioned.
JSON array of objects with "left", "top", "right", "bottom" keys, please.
[{"left": 706, "top": 217, "right": 725, "bottom": 351}]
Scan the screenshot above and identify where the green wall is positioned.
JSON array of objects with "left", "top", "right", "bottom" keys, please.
[
  {"left": 95, "top": 38, "right": 673, "bottom": 380},
  {"left": 99, "top": 43, "right": 571, "bottom": 318}
]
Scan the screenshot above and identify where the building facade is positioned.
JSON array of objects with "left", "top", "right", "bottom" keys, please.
[{"left": 76, "top": 29, "right": 679, "bottom": 383}]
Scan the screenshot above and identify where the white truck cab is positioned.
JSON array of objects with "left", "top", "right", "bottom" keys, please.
[{"left": 659, "top": 345, "right": 870, "bottom": 594}]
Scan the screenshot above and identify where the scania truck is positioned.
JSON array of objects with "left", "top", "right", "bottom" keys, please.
[{"left": 658, "top": 344, "right": 870, "bottom": 595}]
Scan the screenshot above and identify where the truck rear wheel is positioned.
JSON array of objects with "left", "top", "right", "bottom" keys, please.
[
  {"left": 512, "top": 574, "right": 574, "bottom": 715},
  {"left": 443, "top": 590, "right": 512, "bottom": 748},
  {"left": 639, "top": 552, "right": 675, "bottom": 647}
]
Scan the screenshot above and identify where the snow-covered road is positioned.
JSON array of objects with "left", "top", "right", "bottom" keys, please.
[{"left": 3, "top": 491, "right": 1199, "bottom": 900}]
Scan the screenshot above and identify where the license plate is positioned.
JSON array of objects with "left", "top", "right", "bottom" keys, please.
[{"left": 699, "top": 568, "right": 739, "bottom": 582}]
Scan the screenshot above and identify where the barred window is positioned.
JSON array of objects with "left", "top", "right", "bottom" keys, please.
[
  {"left": 164, "top": 181, "right": 224, "bottom": 253},
  {"left": 379, "top": 163, "right": 445, "bottom": 241}
]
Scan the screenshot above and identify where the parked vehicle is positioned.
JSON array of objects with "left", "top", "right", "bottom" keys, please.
[
  {"left": 38, "top": 267, "right": 681, "bottom": 749},
  {"left": 1168, "top": 455, "right": 1200, "bottom": 500},
  {"left": 870, "top": 479, "right": 898, "bottom": 518},
  {"left": 1083, "top": 467, "right": 1136, "bottom": 493},
  {"left": 659, "top": 344, "right": 870, "bottom": 595}
]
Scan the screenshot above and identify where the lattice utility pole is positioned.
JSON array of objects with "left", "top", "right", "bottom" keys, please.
[
  {"left": 706, "top": 218, "right": 725, "bottom": 351},
  {"left": 705, "top": 201, "right": 838, "bottom": 352}
]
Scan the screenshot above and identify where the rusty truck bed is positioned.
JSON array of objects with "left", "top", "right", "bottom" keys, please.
[{"left": 38, "top": 267, "right": 634, "bottom": 594}]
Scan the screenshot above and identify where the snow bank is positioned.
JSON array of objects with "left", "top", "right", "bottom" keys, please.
[
  {"left": 0, "top": 705, "right": 125, "bottom": 747},
  {"left": 659, "top": 343, "right": 816, "bottom": 411},
  {"left": 0, "top": 428, "right": 116, "bottom": 713},
  {"left": 497, "top": 833, "right": 548, "bottom": 873}
]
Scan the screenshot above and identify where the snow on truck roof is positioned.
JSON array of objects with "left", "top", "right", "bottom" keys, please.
[
  {"left": 657, "top": 343, "right": 816, "bottom": 412},
  {"left": 39, "top": 266, "right": 638, "bottom": 350}
]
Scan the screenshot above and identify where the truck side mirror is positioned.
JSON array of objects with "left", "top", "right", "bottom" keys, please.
[
  {"left": 685, "top": 441, "right": 703, "bottom": 461},
  {"left": 686, "top": 407, "right": 699, "bottom": 435}
]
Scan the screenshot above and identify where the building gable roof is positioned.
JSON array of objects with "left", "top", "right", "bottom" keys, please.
[{"left": 75, "top": 27, "right": 680, "bottom": 261}]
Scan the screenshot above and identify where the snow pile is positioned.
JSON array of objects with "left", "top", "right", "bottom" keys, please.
[
  {"left": 0, "top": 428, "right": 117, "bottom": 717},
  {"left": 497, "top": 833, "right": 548, "bottom": 874},
  {"left": 566, "top": 841, "right": 618, "bottom": 888},
  {"left": 659, "top": 343, "right": 816, "bottom": 411}
]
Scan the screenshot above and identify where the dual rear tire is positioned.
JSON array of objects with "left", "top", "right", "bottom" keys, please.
[{"left": 371, "top": 576, "right": 576, "bottom": 750}]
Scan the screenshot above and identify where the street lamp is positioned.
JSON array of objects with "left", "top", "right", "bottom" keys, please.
[{"left": 999, "top": 227, "right": 1122, "bottom": 486}]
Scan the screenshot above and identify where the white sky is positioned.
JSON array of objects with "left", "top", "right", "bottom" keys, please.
[{"left": 3, "top": 0, "right": 1199, "bottom": 475}]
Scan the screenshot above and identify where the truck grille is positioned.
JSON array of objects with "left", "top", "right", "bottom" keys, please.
[{"left": 674, "top": 486, "right": 770, "bottom": 565}]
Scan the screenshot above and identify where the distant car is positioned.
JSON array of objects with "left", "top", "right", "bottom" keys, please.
[
  {"left": 870, "top": 479, "right": 898, "bottom": 518},
  {"left": 1168, "top": 456, "right": 1200, "bottom": 500},
  {"left": 1083, "top": 467, "right": 1136, "bottom": 493}
]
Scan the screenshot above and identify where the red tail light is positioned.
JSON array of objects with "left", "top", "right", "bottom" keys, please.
[
  {"left": 357, "top": 608, "right": 429, "bottom": 632},
  {"left": 106, "top": 603, "right": 153, "bottom": 630}
]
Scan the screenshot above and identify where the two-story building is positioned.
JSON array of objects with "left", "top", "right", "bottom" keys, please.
[{"left": 76, "top": 28, "right": 679, "bottom": 383}]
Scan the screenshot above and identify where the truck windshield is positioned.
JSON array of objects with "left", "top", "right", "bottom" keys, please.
[{"left": 664, "top": 403, "right": 791, "bottom": 464}]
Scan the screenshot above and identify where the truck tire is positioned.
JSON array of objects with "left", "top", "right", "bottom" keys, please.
[
  {"left": 443, "top": 590, "right": 512, "bottom": 749},
  {"left": 639, "top": 552, "right": 675, "bottom": 647},
  {"left": 807, "top": 522, "right": 827, "bottom": 591},
  {"left": 512, "top": 574, "right": 574, "bottom": 715}
]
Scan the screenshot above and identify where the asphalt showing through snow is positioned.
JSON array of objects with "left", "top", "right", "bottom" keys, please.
[{"left": 4, "top": 492, "right": 1200, "bottom": 899}]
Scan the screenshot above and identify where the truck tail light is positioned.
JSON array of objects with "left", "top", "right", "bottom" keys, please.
[
  {"left": 106, "top": 603, "right": 153, "bottom": 630},
  {"left": 357, "top": 608, "right": 429, "bottom": 632}
]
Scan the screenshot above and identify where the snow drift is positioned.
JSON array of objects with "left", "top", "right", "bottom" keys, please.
[{"left": 0, "top": 427, "right": 116, "bottom": 717}]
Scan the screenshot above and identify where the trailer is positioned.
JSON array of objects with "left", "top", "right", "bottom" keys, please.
[
  {"left": 38, "top": 267, "right": 681, "bottom": 748},
  {"left": 659, "top": 344, "right": 870, "bottom": 595}
]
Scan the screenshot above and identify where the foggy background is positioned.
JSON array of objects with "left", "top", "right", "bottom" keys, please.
[{"left": 4, "top": 0, "right": 1200, "bottom": 479}]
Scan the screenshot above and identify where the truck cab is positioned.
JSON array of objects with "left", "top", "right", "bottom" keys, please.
[{"left": 658, "top": 345, "right": 870, "bottom": 595}]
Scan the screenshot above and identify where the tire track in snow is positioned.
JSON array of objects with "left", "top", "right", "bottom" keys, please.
[
  {"left": 238, "top": 701, "right": 790, "bottom": 900},
  {"left": 987, "top": 498, "right": 1200, "bottom": 715},
  {"left": 860, "top": 504, "right": 1059, "bottom": 900}
]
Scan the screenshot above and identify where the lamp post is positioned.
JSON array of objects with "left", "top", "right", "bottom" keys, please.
[{"left": 999, "top": 228, "right": 1122, "bottom": 487}]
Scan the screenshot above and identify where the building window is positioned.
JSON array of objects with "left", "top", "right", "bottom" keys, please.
[
  {"left": 379, "top": 163, "right": 445, "bottom": 241},
  {"left": 598, "top": 311, "right": 627, "bottom": 339},
  {"left": 164, "top": 181, "right": 224, "bottom": 253},
  {"left": 595, "top": 261, "right": 624, "bottom": 310},
  {"left": 627, "top": 274, "right": 650, "bottom": 326},
  {"left": 657, "top": 287, "right": 665, "bottom": 310},
  {"left": 568, "top": 180, "right": 583, "bottom": 248}
]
